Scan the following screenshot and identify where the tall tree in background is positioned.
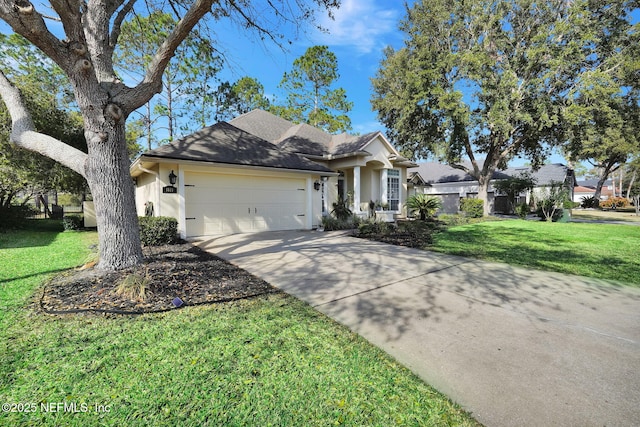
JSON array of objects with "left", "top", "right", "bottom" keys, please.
[
  {"left": 0, "top": 0, "right": 339, "bottom": 270},
  {"left": 212, "top": 76, "right": 271, "bottom": 122},
  {"left": 114, "top": 11, "right": 223, "bottom": 145},
  {"left": 230, "top": 76, "right": 271, "bottom": 117},
  {"left": 563, "top": 0, "right": 639, "bottom": 204},
  {"left": 372, "top": 0, "right": 588, "bottom": 215},
  {"left": 276, "top": 45, "right": 352, "bottom": 133}
]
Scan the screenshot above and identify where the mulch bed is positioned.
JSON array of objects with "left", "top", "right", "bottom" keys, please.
[{"left": 39, "top": 243, "right": 279, "bottom": 315}]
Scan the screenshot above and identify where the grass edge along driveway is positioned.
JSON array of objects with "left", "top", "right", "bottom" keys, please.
[
  {"left": 0, "top": 222, "right": 478, "bottom": 427},
  {"left": 431, "top": 219, "right": 640, "bottom": 287}
]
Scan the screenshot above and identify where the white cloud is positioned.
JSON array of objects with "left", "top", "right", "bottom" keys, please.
[{"left": 313, "top": 0, "right": 402, "bottom": 54}]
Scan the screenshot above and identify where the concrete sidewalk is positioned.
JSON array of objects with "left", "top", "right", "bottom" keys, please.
[{"left": 197, "top": 230, "right": 640, "bottom": 427}]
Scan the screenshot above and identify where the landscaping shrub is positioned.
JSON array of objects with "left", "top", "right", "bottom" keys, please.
[
  {"left": 357, "top": 218, "right": 393, "bottom": 235},
  {"left": 580, "top": 195, "right": 598, "bottom": 208},
  {"left": 460, "top": 198, "right": 484, "bottom": 218},
  {"left": 515, "top": 203, "right": 530, "bottom": 219},
  {"left": 139, "top": 216, "right": 178, "bottom": 246},
  {"left": 0, "top": 205, "right": 38, "bottom": 230},
  {"left": 62, "top": 214, "right": 83, "bottom": 231},
  {"left": 533, "top": 181, "right": 570, "bottom": 222},
  {"left": 320, "top": 215, "right": 361, "bottom": 231},
  {"left": 331, "top": 196, "right": 353, "bottom": 221},
  {"left": 600, "top": 197, "right": 629, "bottom": 209},
  {"left": 406, "top": 194, "right": 442, "bottom": 220}
]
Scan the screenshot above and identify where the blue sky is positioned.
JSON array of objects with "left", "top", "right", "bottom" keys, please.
[
  {"left": 214, "top": 0, "right": 405, "bottom": 136},
  {"left": 4, "top": 0, "right": 637, "bottom": 168},
  {"left": 213, "top": 0, "right": 569, "bottom": 166}
]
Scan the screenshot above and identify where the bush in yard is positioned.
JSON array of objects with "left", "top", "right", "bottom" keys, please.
[
  {"left": 515, "top": 203, "right": 530, "bottom": 219},
  {"left": 139, "top": 216, "right": 178, "bottom": 246},
  {"left": 0, "top": 204, "right": 38, "bottom": 230},
  {"left": 600, "top": 197, "right": 629, "bottom": 209},
  {"left": 533, "top": 181, "right": 570, "bottom": 222},
  {"left": 331, "top": 195, "right": 353, "bottom": 221},
  {"left": 460, "top": 198, "right": 483, "bottom": 218},
  {"left": 62, "top": 215, "right": 83, "bottom": 231},
  {"left": 580, "top": 195, "right": 598, "bottom": 208},
  {"left": 406, "top": 194, "right": 442, "bottom": 220},
  {"left": 357, "top": 218, "right": 393, "bottom": 235},
  {"left": 321, "top": 215, "right": 359, "bottom": 231}
]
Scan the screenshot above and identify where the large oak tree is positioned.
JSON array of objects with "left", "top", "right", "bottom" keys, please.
[
  {"left": 0, "top": 0, "right": 339, "bottom": 270},
  {"left": 371, "top": 0, "right": 615, "bottom": 215}
]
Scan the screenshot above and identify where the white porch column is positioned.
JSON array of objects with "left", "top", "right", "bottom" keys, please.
[
  {"left": 381, "top": 168, "right": 388, "bottom": 206},
  {"left": 353, "top": 166, "right": 361, "bottom": 212}
]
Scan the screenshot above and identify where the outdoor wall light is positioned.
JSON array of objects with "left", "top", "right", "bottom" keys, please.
[
  {"left": 314, "top": 180, "right": 321, "bottom": 191},
  {"left": 168, "top": 170, "right": 177, "bottom": 185}
]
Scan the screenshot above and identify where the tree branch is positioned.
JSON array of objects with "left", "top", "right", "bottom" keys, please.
[
  {"left": 122, "top": 0, "right": 217, "bottom": 112},
  {"left": 0, "top": 70, "right": 87, "bottom": 176},
  {"left": 109, "top": 0, "right": 136, "bottom": 50},
  {"left": 0, "top": 0, "right": 68, "bottom": 67}
]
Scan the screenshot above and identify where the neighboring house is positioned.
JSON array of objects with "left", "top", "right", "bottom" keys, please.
[
  {"left": 408, "top": 163, "right": 575, "bottom": 214},
  {"left": 573, "top": 185, "right": 597, "bottom": 204},
  {"left": 578, "top": 179, "right": 614, "bottom": 200},
  {"left": 131, "top": 109, "right": 415, "bottom": 238}
]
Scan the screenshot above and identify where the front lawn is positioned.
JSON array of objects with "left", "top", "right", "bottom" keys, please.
[
  {"left": 431, "top": 219, "right": 640, "bottom": 286},
  {"left": 0, "top": 222, "right": 477, "bottom": 426}
]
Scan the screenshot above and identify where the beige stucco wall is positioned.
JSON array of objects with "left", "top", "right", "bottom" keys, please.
[{"left": 135, "top": 166, "right": 159, "bottom": 216}]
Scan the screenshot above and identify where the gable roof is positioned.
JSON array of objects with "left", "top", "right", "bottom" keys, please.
[
  {"left": 138, "top": 121, "right": 333, "bottom": 173},
  {"left": 503, "top": 164, "right": 572, "bottom": 186},
  {"left": 231, "top": 109, "right": 403, "bottom": 161},
  {"left": 409, "top": 162, "right": 511, "bottom": 184}
]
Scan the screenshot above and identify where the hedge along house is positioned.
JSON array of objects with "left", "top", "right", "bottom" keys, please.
[{"left": 131, "top": 110, "right": 416, "bottom": 239}]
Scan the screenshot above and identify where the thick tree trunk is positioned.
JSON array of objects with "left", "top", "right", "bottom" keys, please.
[
  {"left": 477, "top": 177, "right": 491, "bottom": 216},
  {"left": 85, "top": 122, "right": 143, "bottom": 270}
]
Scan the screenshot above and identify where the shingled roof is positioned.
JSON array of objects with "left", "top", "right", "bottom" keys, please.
[
  {"left": 409, "top": 162, "right": 574, "bottom": 186},
  {"left": 409, "top": 162, "right": 511, "bottom": 184},
  {"left": 231, "top": 109, "right": 388, "bottom": 159},
  {"left": 140, "top": 121, "right": 333, "bottom": 173}
]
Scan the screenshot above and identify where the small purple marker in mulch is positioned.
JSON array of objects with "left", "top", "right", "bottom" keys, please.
[{"left": 172, "top": 297, "right": 184, "bottom": 308}]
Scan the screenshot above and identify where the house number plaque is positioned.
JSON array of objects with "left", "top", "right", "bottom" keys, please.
[{"left": 162, "top": 186, "right": 177, "bottom": 194}]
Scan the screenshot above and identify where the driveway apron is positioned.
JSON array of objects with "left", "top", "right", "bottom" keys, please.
[{"left": 197, "top": 230, "right": 640, "bottom": 427}]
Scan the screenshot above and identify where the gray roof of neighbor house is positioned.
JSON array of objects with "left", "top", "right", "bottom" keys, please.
[
  {"left": 578, "top": 178, "right": 613, "bottom": 188},
  {"left": 139, "top": 121, "right": 334, "bottom": 173},
  {"left": 504, "top": 163, "right": 574, "bottom": 186},
  {"left": 231, "top": 109, "right": 388, "bottom": 158},
  {"left": 409, "top": 162, "right": 575, "bottom": 186},
  {"left": 409, "top": 162, "right": 511, "bottom": 184}
]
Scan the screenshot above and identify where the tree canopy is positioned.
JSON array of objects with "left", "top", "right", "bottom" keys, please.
[
  {"left": 275, "top": 45, "right": 353, "bottom": 133},
  {"left": 371, "top": 0, "right": 638, "bottom": 214},
  {"left": 0, "top": 0, "right": 340, "bottom": 270}
]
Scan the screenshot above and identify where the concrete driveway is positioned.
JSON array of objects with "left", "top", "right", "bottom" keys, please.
[{"left": 197, "top": 230, "right": 640, "bottom": 427}]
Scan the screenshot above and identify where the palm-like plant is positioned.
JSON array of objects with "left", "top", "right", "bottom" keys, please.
[{"left": 406, "top": 194, "right": 443, "bottom": 220}]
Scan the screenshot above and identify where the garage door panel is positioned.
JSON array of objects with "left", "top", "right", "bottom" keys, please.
[{"left": 184, "top": 172, "right": 308, "bottom": 237}]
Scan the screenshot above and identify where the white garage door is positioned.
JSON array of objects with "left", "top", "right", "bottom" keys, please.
[{"left": 184, "top": 172, "right": 308, "bottom": 237}]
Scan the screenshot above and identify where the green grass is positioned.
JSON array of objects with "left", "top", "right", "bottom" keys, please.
[
  {"left": 431, "top": 219, "right": 640, "bottom": 286},
  {"left": 1, "top": 222, "right": 477, "bottom": 426},
  {"left": 0, "top": 220, "right": 97, "bottom": 325}
]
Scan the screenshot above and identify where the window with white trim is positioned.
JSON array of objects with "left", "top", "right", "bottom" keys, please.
[{"left": 387, "top": 169, "right": 400, "bottom": 211}]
